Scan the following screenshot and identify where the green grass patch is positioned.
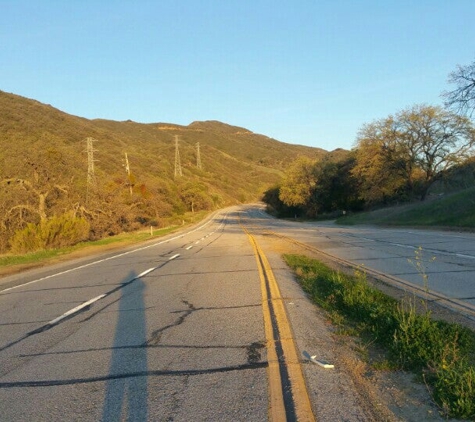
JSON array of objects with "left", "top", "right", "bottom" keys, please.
[
  {"left": 337, "top": 187, "right": 475, "bottom": 229},
  {"left": 284, "top": 254, "right": 475, "bottom": 419}
]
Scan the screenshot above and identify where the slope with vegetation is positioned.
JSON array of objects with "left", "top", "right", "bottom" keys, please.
[
  {"left": 264, "top": 58, "right": 475, "bottom": 225},
  {"left": 0, "top": 90, "right": 325, "bottom": 254},
  {"left": 337, "top": 186, "right": 475, "bottom": 228}
]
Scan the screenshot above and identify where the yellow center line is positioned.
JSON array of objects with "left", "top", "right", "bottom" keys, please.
[{"left": 243, "top": 225, "right": 315, "bottom": 422}]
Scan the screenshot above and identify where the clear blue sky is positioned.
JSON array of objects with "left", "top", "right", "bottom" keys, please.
[{"left": 1, "top": 1, "right": 474, "bottom": 151}]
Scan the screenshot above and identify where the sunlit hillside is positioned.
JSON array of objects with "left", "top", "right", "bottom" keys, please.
[{"left": 0, "top": 90, "right": 327, "bottom": 253}]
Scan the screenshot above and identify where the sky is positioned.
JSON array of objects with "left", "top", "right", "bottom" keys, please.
[{"left": 1, "top": 1, "right": 474, "bottom": 151}]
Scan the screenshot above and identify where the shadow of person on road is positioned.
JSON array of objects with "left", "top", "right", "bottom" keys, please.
[{"left": 102, "top": 272, "right": 148, "bottom": 421}]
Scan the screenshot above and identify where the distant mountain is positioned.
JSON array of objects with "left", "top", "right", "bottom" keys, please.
[{"left": 0, "top": 90, "right": 329, "bottom": 252}]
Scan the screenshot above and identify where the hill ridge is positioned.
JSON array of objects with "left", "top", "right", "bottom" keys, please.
[{"left": 0, "top": 90, "right": 328, "bottom": 253}]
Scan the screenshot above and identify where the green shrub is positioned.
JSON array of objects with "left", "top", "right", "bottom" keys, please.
[
  {"left": 432, "top": 361, "right": 475, "bottom": 419},
  {"left": 284, "top": 254, "right": 475, "bottom": 419},
  {"left": 10, "top": 213, "right": 90, "bottom": 253}
]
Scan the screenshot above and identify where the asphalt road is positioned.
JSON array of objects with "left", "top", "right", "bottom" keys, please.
[
  {"left": 0, "top": 208, "right": 273, "bottom": 421},
  {"left": 247, "top": 205, "right": 475, "bottom": 320},
  {"left": 1, "top": 204, "right": 474, "bottom": 421}
]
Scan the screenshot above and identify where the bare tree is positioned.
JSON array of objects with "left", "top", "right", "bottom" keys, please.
[
  {"left": 0, "top": 152, "right": 73, "bottom": 252},
  {"left": 443, "top": 59, "right": 475, "bottom": 117}
]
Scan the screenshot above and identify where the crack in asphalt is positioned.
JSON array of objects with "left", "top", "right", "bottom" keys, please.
[
  {"left": 146, "top": 300, "right": 196, "bottom": 346},
  {"left": 19, "top": 343, "right": 263, "bottom": 357},
  {"left": 0, "top": 362, "right": 269, "bottom": 389}
]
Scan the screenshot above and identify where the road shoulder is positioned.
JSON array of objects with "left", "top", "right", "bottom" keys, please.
[{"left": 258, "top": 234, "right": 451, "bottom": 422}]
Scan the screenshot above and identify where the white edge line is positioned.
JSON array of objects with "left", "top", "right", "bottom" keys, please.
[
  {"left": 455, "top": 253, "right": 475, "bottom": 260},
  {"left": 137, "top": 267, "right": 156, "bottom": 278},
  {"left": 1, "top": 215, "right": 218, "bottom": 294},
  {"left": 48, "top": 294, "right": 107, "bottom": 326},
  {"left": 47, "top": 266, "right": 156, "bottom": 327}
]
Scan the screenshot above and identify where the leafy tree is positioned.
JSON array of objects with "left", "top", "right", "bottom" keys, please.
[
  {"left": 179, "top": 182, "right": 212, "bottom": 213},
  {"left": 266, "top": 153, "right": 363, "bottom": 218},
  {"left": 444, "top": 58, "right": 475, "bottom": 117},
  {"left": 312, "top": 153, "right": 364, "bottom": 213},
  {"left": 279, "top": 156, "right": 318, "bottom": 215},
  {"left": 262, "top": 185, "right": 300, "bottom": 217},
  {"left": 354, "top": 105, "right": 475, "bottom": 202},
  {"left": 353, "top": 117, "right": 414, "bottom": 204}
]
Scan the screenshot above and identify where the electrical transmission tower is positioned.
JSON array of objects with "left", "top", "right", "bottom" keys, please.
[
  {"left": 85, "top": 137, "right": 98, "bottom": 201},
  {"left": 174, "top": 135, "right": 182, "bottom": 178},
  {"left": 196, "top": 142, "right": 202, "bottom": 170}
]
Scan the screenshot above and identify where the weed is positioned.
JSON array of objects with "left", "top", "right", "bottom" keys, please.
[{"left": 284, "top": 253, "right": 475, "bottom": 419}]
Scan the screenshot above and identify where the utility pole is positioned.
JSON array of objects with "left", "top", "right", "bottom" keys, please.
[
  {"left": 85, "top": 137, "right": 98, "bottom": 202},
  {"left": 124, "top": 152, "right": 133, "bottom": 196},
  {"left": 174, "top": 135, "right": 182, "bottom": 178},
  {"left": 196, "top": 142, "right": 202, "bottom": 170}
]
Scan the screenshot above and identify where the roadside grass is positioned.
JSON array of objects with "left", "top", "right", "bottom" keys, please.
[
  {"left": 0, "top": 210, "right": 212, "bottom": 271},
  {"left": 284, "top": 254, "right": 475, "bottom": 420},
  {"left": 337, "top": 187, "right": 475, "bottom": 229},
  {"left": 0, "top": 226, "right": 178, "bottom": 269}
]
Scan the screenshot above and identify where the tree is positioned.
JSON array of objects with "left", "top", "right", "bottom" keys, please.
[
  {"left": 399, "top": 105, "right": 475, "bottom": 199},
  {"left": 312, "top": 153, "right": 364, "bottom": 213},
  {"left": 352, "top": 118, "right": 409, "bottom": 204},
  {"left": 443, "top": 59, "right": 475, "bottom": 117},
  {"left": 0, "top": 151, "right": 74, "bottom": 252},
  {"left": 262, "top": 185, "right": 300, "bottom": 217},
  {"left": 179, "top": 182, "right": 212, "bottom": 213},
  {"left": 354, "top": 105, "right": 475, "bottom": 202},
  {"left": 279, "top": 156, "right": 318, "bottom": 215}
]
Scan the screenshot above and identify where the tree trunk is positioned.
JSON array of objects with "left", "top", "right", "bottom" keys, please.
[{"left": 38, "top": 192, "right": 48, "bottom": 221}]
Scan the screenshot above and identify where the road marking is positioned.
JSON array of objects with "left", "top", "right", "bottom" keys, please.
[
  {"left": 268, "top": 230, "right": 475, "bottom": 319},
  {"left": 169, "top": 254, "right": 180, "bottom": 261},
  {"left": 0, "top": 217, "right": 219, "bottom": 294},
  {"left": 48, "top": 294, "right": 107, "bottom": 326},
  {"left": 186, "top": 245, "right": 193, "bottom": 250},
  {"left": 455, "top": 252, "right": 475, "bottom": 260},
  {"left": 137, "top": 267, "right": 157, "bottom": 277},
  {"left": 244, "top": 228, "right": 315, "bottom": 422},
  {"left": 340, "top": 234, "right": 475, "bottom": 259},
  {"left": 49, "top": 266, "right": 157, "bottom": 326}
]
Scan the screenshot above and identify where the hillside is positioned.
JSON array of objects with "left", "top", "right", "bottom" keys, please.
[
  {"left": 337, "top": 186, "right": 475, "bottom": 229},
  {"left": 0, "top": 90, "right": 327, "bottom": 253}
]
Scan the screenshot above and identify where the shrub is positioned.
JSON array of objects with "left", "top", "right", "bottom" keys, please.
[
  {"left": 10, "top": 213, "right": 90, "bottom": 253},
  {"left": 432, "top": 361, "right": 475, "bottom": 419},
  {"left": 284, "top": 254, "right": 475, "bottom": 419}
]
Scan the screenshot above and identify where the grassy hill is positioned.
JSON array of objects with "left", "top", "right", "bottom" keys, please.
[
  {"left": 337, "top": 187, "right": 475, "bottom": 229},
  {"left": 0, "top": 90, "right": 327, "bottom": 253}
]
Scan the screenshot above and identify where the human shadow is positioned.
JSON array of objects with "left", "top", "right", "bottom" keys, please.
[{"left": 102, "top": 272, "right": 148, "bottom": 421}]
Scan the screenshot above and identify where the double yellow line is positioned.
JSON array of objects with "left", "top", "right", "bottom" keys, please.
[{"left": 244, "top": 228, "right": 315, "bottom": 422}]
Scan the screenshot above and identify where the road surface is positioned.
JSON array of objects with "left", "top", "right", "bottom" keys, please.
[
  {"left": 1, "top": 204, "right": 474, "bottom": 421},
  {"left": 247, "top": 205, "right": 475, "bottom": 320}
]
